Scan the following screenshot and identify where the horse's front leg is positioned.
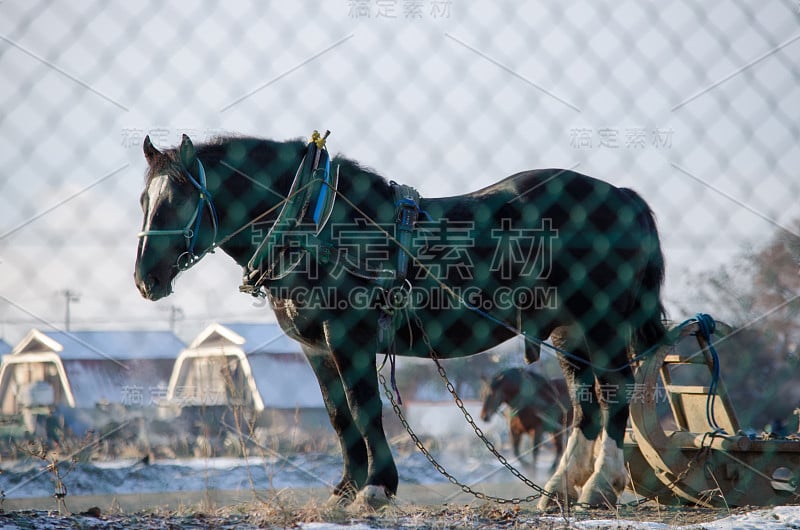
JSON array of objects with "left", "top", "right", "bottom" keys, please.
[
  {"left": 509, "top": 419, "right": 523, "bottom": 461},
  {"left": 302, "top": 346, "right": 369, "bottom": 505},
  {"left": 578, "top": 362, "right": 630, "bottom": 508},
  {"left": 531, "top": 427, "right": 543, "bottom": 468},
  {"left": 327, "top": 331, "right": 397, "bottom": 507}
]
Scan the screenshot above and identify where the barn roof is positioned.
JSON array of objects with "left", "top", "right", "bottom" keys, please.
[
  {"left": 222, "top": 322, "right": 302, "bottom": 354},
  {"left": 248, "top": 354, "right": 324, "bottom": 408},
  {"left": 171, "top": 322, "right": 322, "bottom": 409},
  {"left": 2, "top": 329, "right": 182, "bottom": 409},
  {"left": 11, "top": 329, "right": 185, "bottom": 361},
  {"left": 189, "top": 322, "right": 302, "bottom": 355}
]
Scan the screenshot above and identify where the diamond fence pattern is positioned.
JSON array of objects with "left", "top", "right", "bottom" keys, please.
[{"left": 0, "top": 0, "right": 799, "bottom": 503}]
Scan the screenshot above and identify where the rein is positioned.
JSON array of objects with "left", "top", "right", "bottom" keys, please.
[{"left": 137, "top": 160, "right": 219, "bottom": 271}]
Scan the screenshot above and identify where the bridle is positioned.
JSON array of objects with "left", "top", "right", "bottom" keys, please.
[{"left": 137, "top": 160, "right": 219, "bottom": 271}]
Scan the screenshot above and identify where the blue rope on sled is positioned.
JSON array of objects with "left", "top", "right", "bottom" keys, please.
[{"left": 694, "top": 312, "right": 726, "bottom": 434}]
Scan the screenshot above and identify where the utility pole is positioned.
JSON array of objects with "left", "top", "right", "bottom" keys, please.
[
  {"left": 62, "top": 289, "right": 80, "bottom": 331},
  {"left": 168, "top": 305, "right": 184, "bottom": 333}
]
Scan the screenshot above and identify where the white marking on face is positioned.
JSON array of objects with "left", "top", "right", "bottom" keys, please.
[{"left": 141, "top": 175, "right": 170, "bottom": 235}]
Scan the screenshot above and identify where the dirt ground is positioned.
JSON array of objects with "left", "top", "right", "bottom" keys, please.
[
  {"left": 0, "top": 504, "right": 749, "bottom": 530},
  {"left": 0, "top": 485, "right": 755, "bottom": 529}
]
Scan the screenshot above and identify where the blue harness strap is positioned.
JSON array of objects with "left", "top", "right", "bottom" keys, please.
[
  {"left": 239, "top": 131, "right": 427, "bottom": 402},
  {"left": 244, "top": 130, "right": 336, "bottom": 286},
  {"left": 390, "top": 181, "right": 425, "bottom": 284},
  {"left": 183, "top": 161, "right": 219, "bottom": 258}
]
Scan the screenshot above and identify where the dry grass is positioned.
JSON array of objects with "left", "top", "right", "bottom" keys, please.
[
  {"left": 0, "top": 494, "right": 755, "bottom": 530},
  {"left": 230, "top": 492, "right": 741, "bottom": 529}
]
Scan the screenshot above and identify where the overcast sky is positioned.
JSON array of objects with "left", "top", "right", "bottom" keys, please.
[{"left": 1, "top": 0, "right": 798, "bottom": 345}]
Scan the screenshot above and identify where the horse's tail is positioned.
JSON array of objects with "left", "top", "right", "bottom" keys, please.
[{"left": 621, "top": 188, "right": 667, "bottom": 355}]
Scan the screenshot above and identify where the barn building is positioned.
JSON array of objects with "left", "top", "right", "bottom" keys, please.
[
  {"left": 162, "top": 322, "right": 329, "bottom": 446},
  {"left": 0, "top": 329, "right": 184, "bottom": 433}
]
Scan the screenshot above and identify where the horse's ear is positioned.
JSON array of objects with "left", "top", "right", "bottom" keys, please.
[
  {"left": 143, "top": 135, "right": 161, "bottom": 166},
  {"left": 178, "top": 134, "right": 197, "bottom": 173}
]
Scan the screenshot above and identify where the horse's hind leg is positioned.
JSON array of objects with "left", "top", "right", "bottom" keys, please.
[
  {"left": 538, "top": 329, "right": 599, "bottom": 509},
  {"left": 303, "top": 348, "right": 368, "bottom": 505},
  {"left": 511, "top": 426, "right": 522, "bottom": 460},
  {"left": 575, "top": 319, "right": 631, "bottom": 508},
  {"left": 578, "top": 346, "right": 631, "bottom": 507},
  {"left": 531, "top": 427, "right": 543, "bottom": 468},
  {"left": 549, "top": 427, "right": 564, "bottom": 472}
]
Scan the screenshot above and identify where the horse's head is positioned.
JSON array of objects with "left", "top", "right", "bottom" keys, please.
[
  {"left": 479, "top": 369, "right": 527, "bottom": 422},
  {"left": 134, "top": 134, "right": 218, "bottom": 301},
  {"left": 479, "top": 373, "right": 506, "bottom": 422}
]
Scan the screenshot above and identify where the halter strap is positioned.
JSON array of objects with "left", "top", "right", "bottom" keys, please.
[
  {"left": 137, "top": 160, "right": 219, "bottom": 270},
  {"left": 182, "top": 161, "right": 219, "bottom": 256}
]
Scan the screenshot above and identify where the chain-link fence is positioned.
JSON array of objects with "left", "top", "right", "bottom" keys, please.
[{"left": 1, "top": 0, "right": 799, "bottom": 510}]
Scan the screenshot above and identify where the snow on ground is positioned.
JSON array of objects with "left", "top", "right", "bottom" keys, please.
[
  {"left": 2, "top": 452, "right": 799, "bottom": 529},
  {"left": 295, "top": 506, "right": 800, "bottom": 530},
  {"left": 698, "top": 506, "right": 800, "bottom": 529}
]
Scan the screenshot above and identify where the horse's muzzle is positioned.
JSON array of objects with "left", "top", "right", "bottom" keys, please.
[{"left": 135, "top": 272, "right": 172, "bottom": 301}]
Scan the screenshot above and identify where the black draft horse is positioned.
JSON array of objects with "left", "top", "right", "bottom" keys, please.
[{"left": 134, "top": 134, "right": 666, "bottom": 508}]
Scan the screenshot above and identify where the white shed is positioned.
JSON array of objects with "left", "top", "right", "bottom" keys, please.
[
  {"left": 166, "top": 322, "right": 324, "bottom": 412},
  {"left": 0, "top": 329, "right": 184, "bottom": 414}
]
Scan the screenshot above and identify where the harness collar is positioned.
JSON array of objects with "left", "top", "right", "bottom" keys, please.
[
  {"left": 243, "top": 130, "right": 337, "bottom": 285},
  {"left": 240, "top": 130, "right": 426, "bottom": 300}
]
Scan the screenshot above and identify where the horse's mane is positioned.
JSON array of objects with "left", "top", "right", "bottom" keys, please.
[
  {"left": 492, "top": 367, "right": 548, "bottom": 390},
  {"left": 197, "top": 135, "right": 305, "bottom": 161},
  {"left": 145, "top": 135, "right": 385, "bottom": 187}
]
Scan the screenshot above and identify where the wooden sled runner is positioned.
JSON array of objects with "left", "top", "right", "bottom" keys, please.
[{"left": 625, "top": 318, "right": 800, "bottom": 507}]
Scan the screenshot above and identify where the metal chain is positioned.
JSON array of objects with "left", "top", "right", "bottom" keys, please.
[
  {"left": 379, "top": 372, "right": 545, "bottom": 504},
  {"left": 331, "top": 182, "right": 709, "bottom": 507},
  {"left": 384, "top": 313, "right": 717, "bottom": 508},
  {"left": 379, "top": 313, "right": 559, "bottom": 504}
]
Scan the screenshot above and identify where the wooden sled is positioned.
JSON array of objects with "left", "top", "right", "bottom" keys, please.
[{"left": 625, "top": 319, "right": 800, "bottom": 507}]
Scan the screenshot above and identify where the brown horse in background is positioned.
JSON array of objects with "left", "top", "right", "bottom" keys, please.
[{"left": 481, "top": 368, "right": 572, "bottom": 470}]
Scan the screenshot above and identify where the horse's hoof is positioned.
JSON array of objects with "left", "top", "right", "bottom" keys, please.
[
  {"left": 537, "top": 490, "right": 572, "bottom": 512},
  {"left": 537, "top": 494, "right": 556, "bottom": 511},
  {"left": 577, "top": 464, "right": 626, "bottom": 508},
  {"left": 325, "top": 493, "right": 354, "bottom": 508},
  {"left": 576, "top": 479, "right": 621, "bottom": 509},
  {"left": 350, "top": 485, "right": 393, "bottom": 511},
  {"left": 575, "top": 491, "right": 618, "bottom": 509},
  {"left": 325, "top": 484, "right": 358, "bottom": 508}
]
